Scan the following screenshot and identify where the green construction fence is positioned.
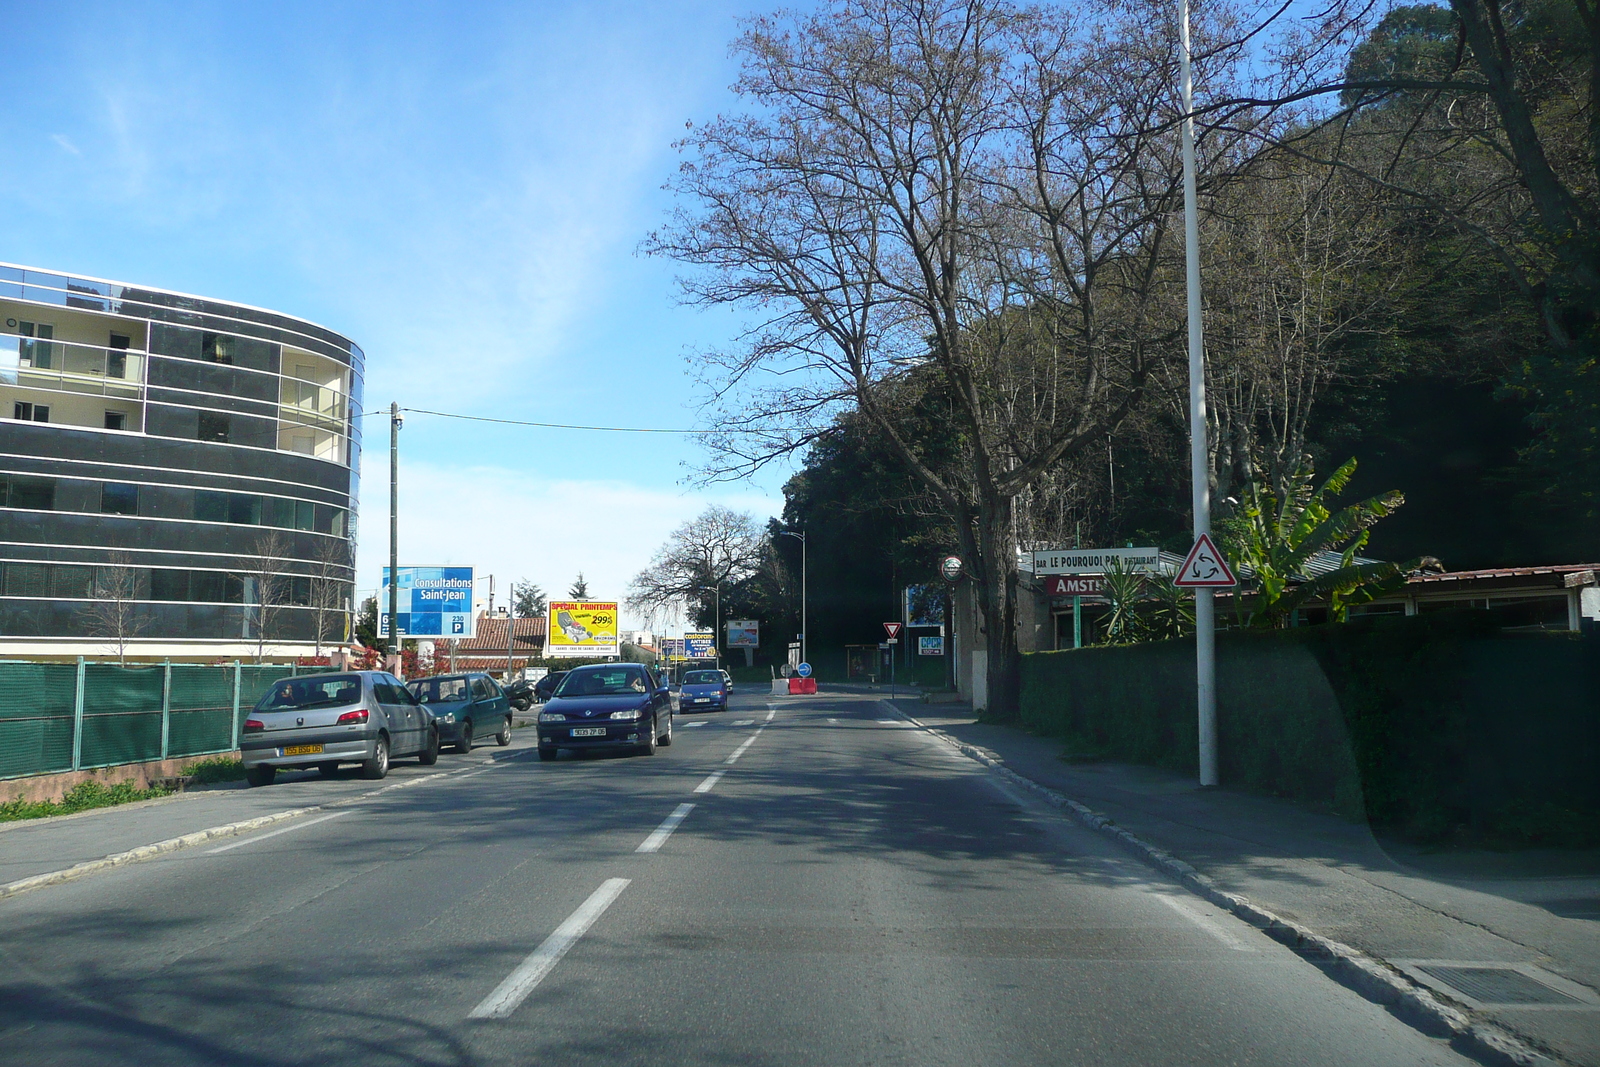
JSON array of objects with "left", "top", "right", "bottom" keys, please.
[{"left": 0, "top": 660, "right": 313, "bottom": 781}]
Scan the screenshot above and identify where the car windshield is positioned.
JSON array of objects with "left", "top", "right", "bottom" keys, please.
[
  {"left": 408, "top": 676, "right": 470, "bottom": 704},
  {"left": 683, "top": 671, "right": 721, "bottom": 685},
  {"left": 255, "top": 675, "right": 362, "bottom": 712},
  {"left": 554, "top": 668, "right": 647, "bottom": 697}
]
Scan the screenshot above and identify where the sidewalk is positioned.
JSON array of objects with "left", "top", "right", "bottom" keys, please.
[{"left": 894, "top": 701, "right": 1600, "bottom": 1067}]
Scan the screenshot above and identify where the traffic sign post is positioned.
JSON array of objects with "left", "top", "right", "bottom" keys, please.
[{"left": 883, "top": 622, "right": 903, "bottom": 639}]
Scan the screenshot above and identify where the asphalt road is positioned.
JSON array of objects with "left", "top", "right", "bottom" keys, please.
[{"left": 0, "top": 689, "right": 1477, "bottom": 1066}]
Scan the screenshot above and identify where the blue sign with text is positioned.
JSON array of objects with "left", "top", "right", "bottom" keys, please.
[{"left": 380, "top": 566, "right": 476, "bottom": 639}]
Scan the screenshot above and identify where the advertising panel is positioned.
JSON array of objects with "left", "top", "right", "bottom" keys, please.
[
  {"left": 725, "top": 620, "right": 759, "bottom": 648},
  {"left": 683, "top": 632, "right": 717, "bottom": 660},
  {"left": 918, "top": 635, "right": 945, "bottom": 656},
  {"left": 379, "top": 566, "right": 475, "bottom": 639},
  {"left": 1043, "top": 575, "right": 1107, "bottom": 598},
  {"left": 545, "top": 601, "right": 620, "bottom": 658},
  {"left": 659, "top": 637, "right": 687, "bottom": 663},
  {"left": 903, "top": 584, "right": 945, "bottom": 627}
]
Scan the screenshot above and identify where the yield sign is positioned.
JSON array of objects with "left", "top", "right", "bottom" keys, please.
[
  {"left": 883, "top": 622, "right": 904, "bottom": 639},
  {"left": 1174, "top": 533, "right": 1237, "bottom": 588}
]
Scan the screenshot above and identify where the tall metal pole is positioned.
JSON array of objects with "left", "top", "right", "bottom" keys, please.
[
  {"left": 388, "top": 401, "right": 401, "bottom": 665},
  {"left": 800, "top": 533, "right": 807, "bottom": 668},
  {"left": 1180, "top": 0, "right": 1217, "bottom": 787},
  {"left": 506, "top": 580, "right": 516, "bottom": 680}
]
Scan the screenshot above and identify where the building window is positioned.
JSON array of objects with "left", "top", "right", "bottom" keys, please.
[
  {"left": 5, "top": 476, "right": 56, "bottom": 510},
  {"left": 194, "top": 491, "right": 229, "bottom": 522},
  {"left": 51, "top": 565, "right": 94, "bottom": 599},
  {"left": 13, "top": 402, "right": 49, "bottom": 422},
  {"left": 197, "top": 411, "right": 230, "bottom": 442},
  {"left": 149, "top": 570, "right": 190, "bottom": 601},
  {"left": 104, "top": 410, "right": 127, "bottom": 431},
  {"left": 108, "top": 333, "right": 130, "bottom": 379},
  {"left": 17, "top": 321, "right": 53, "bottom": 368},
  {"left": 100, "top": 483, "right": 139, "bottom": 515},
  {"left": 201, "top": 332, "right": 234, "bottom": 365},
  {"left": 2, "top": 562, "right": 49, "bottom": 597}
]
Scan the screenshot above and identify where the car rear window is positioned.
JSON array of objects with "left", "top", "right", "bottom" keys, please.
[
  {"left": 409, "top": 676, "right": 469, "bottom": 704},
  {"left": 684, "top": 671, "right": 722, "bottom": 685},
  {"left": 255, "top": 675, "right": 362, "bottom": 712},
  {"left": 554, "top": 668, "right": 648, "bottom": 697}
]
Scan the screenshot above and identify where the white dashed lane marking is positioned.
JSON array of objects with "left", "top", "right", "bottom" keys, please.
[
  {"left": 468, "top": 878, "right": 632, "bottom": 1019},
  {"left": 636, "top": 803, "right": 696, "bottom": 854}
]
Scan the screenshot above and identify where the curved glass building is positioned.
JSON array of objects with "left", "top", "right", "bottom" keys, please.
[{"left": 0, "top": 263, "right": 361, "bottom": 661}]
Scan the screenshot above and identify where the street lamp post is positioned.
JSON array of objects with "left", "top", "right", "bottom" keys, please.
[{"left": 779, "top": 530, "right": 806, "bottom": 668}]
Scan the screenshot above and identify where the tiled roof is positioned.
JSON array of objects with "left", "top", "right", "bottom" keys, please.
[{"left": 450, "top": 615, "right": 547, "bottom": 652}]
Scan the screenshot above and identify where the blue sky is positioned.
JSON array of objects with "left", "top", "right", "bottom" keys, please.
[{"left": 0, "top": 0, "right": 790, "bottom": 628}]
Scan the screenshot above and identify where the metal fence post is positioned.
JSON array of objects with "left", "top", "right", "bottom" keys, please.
[
  {"left": 231, "top": 661, "right": 242, "bottom": 750},
  {"left": 161, "top": 659, "right": 172, "bottom": 761},
  {"left": 72, "top": 656, "right": 85, "bottom": 771}
]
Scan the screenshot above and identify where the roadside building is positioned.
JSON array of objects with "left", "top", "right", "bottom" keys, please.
[
  {"left": 0, "top": 263, "right": 361, "bottom": 662},
  {"left": 444, "top": 612, "right": 547, "bottom": 678}
]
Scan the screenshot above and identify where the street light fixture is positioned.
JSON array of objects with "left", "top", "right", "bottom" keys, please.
[{"left": 778, "top": 529, "right": 806, "bottom": 669}]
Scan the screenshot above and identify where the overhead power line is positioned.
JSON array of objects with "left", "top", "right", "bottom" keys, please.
[{"left": 355, "top": 406, "right": 710, "bottom": 434}]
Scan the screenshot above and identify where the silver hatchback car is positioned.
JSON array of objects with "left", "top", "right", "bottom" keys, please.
[{"left": 240, "top": 670, "right": 439, "bottom": 786}]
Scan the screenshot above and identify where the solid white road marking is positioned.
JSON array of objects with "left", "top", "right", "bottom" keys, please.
[
  {"left": 827, "top": 718, "right": 839, "bottom": 724},
  {"left": 681, "top": 720, "right": 708, "bottom": 728},
  {"left": 693, "top": 771, "right": 725, "bottom": 794},
  {"left": 732, "top": 719, "right": 756, "bottom": 726},
  {"left": 1155, "top": 893, "right": 1257, "bottom": 952},
  {"left": 876, "top": 719, "right": 904, "bottom": 725},
  {"left": 467, "top": 878, "right": 632, "bottom": 1019},
  {"left": 764, "top": 708, "right": 776, "bottom": 723},
  {"left": 636, "top": 803, "right": 696, "bottom": 853},
  {"left": 205, "top": 811, "right": 351, "bottom": 854}
]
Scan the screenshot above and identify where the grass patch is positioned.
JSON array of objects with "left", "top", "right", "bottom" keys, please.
[
  {"left": 0, "top": 780, "right": 174, "bottom": 822},
  {"left": 182, "top": 756, "right": 247, "bottom": 784}
]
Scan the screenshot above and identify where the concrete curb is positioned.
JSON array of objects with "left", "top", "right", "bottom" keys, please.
[
  {"left": 0, "top": 806, "right": 321, "bottom": 902},
  {"left": 889, "top": 703, "right": 1563, "bottom": 1067}
]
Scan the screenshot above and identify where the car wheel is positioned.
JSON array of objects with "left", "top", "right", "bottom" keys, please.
[
  {"left": 419, "top": 728, "right": 440, "bottom": 765},
  {"left": 317, "top": 761, "right": 340, "bottom": 778},
  {"left": 658, "top": 712, "right": 673, "bottom": 747},
  {"left": 496, "top": 716, "right": 512, "bottom": 746},
  {"left": 639, "top": 717, "right": 658, "bottom": 756},
  {"left": 455, "top": 723, "right": 473, "bottom": 754},
  {"left": 246, "top": 765, "right": 276, "bottom": 787},
  {"left": 361, "top": 735, "right": 390, "bottom": 780},
  {"left": 538, "top": 747, "right": 556, "bottom": 761}
]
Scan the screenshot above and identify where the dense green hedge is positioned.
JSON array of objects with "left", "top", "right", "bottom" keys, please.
[{"left": 1018, "top": 612, "right": 1600, "bottom": 844}]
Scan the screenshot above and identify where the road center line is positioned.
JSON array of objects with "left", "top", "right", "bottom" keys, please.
[
  {"left": 467, "top": 877, "right": 631, "bottom": 1019},
  {"left": 1155, "top": 893, "right": 1256, "bottom": 952},
  {"left": 764, "top": 708, "right": 776, "bottom": 723},
  {"left": 205, "top": 811, "right": 351, "bottom": 853},
  {"left": 680, "top": 720, "right": 708, "bottom": 728},
  {"left": 724, "top": 731, "right": 761, "bottom": 765},
  {"left": 636, "top": 803, "right": 696, "bottom": 853},
  {"left": 693, "top": 771, "right": 725, "bottom": 794}
]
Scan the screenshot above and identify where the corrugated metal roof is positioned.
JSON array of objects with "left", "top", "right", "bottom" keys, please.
[{"left": 1406, "top": 564, "right": 1599, "bottom": 585}]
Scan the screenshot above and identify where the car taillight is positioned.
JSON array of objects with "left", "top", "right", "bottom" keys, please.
[
  {"left": 337, "top": 708, "right": 370, "bottom": 725},
  {"left": 243, "top": 719, "right": 264, "bottom": 733}
]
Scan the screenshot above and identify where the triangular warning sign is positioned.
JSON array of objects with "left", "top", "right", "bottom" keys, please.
[
  {"left": 1173, "top": 533, "right": 1238, "bottom": 588},
  {"left": 883, "top": 622, "right": 903, "bottom": 638}
]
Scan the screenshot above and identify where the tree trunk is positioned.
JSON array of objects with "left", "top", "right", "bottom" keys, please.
[{"left": 971, "top": 491, "right": 1022, "bottom": 720}]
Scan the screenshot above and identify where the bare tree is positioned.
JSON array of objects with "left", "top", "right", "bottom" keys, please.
[
  {"left": 309, "top": 535, "right": 353, "bottom": 657},
  {"left": 241, "top": 529, "right": 294, "bottom": 664},
  {"left": 79, "top": 552, "right": 149, "bottom": 666},
  {"left": 645, "top": 0, "right": 1244, "bottom": 714},
  {"left": 627, "top": 506, "right": 766, "bottom": 627}
]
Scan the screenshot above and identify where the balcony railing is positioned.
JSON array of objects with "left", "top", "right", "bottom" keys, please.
[{"left": 0, "top": 337, "right": 145, "bottom": 399}]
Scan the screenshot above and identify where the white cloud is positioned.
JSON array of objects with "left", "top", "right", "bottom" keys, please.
[
  {"left": 354, "top": 456, "right": 781, "bottom": 630},
  {"left": 50, "top": 134, "right": 80, "bottom": 156}
]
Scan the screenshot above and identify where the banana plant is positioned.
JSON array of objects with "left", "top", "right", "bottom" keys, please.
[{"left": 1219, "top": 456, "right": 1418, "bottom": 627}]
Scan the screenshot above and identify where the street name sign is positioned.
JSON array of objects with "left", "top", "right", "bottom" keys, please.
[
  {"left": 1173, "top": 534, "right": 1237, "bottom": 588},
  {"left": 1032, "top": 547, "right": 1161, "bottom": 575}
]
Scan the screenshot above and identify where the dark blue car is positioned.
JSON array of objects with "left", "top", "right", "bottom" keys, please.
[
  {"left": 536, "top": 664, "right": 674, "bottom": 760},
  {"left": 678, "top": 669, "right": 729, "bottom": 712}
]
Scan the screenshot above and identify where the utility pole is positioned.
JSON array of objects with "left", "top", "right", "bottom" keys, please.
[
  {"left": 505, "top": 580, "right": 516, "bottom": 680},
  {"left": 1180, "top": 0, "right": 1218, "bottom": 787},
  {"left": 388, "top": 402, "right": 402, "bottom": 674}
]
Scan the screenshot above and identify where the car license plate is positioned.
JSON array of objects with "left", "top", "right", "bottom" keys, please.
[
  {"left": 281, "top": 743, "right": 323, "bottom": 756},
  {"left": 570, "top": 727, "right": 607, "bottom": 737},
  {"left": 692, "top": 698, "right": 709, "bottom": 704}
]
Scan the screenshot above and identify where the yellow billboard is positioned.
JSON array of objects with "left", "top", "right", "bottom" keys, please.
[{"left": 546, "top": 601, "right": 620, "bottom": 658}]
